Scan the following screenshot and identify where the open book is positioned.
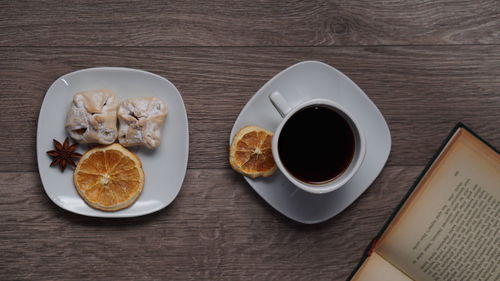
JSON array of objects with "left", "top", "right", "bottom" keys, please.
[{"left": 349, "top": 124, "right": 499, "bottom": 281}]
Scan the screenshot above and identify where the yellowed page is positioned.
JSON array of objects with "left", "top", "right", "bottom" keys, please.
[
  {"left": 376, "top": 129, "right": 500, "bottom": 281},
  {"left": 351, "top": 252, "right": 414, "bottom": 281}
]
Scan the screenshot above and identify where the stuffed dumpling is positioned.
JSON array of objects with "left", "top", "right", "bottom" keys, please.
[
  {"left": 118, "top": 97, "right": 168, "bottom": 149},
  {"left": 65, "top": 89, "right": 118, "bottom": 144}
]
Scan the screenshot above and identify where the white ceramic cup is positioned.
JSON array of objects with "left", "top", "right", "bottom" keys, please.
[{"left": 269, "top": 91, "right": 366, "bottom": 194}]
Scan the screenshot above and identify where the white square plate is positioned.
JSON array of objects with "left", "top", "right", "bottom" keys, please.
[
  {"left": 230, "top": 61, "right": 391, "bottom": 224},
  {"left": 37, "top": 67, "right": 189, "bottom": 217}
]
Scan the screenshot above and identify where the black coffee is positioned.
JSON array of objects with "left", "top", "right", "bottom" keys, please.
[{"left": 278, "top": 106, "right": 355, "bottom": 184}]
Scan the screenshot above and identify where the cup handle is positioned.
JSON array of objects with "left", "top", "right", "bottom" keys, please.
[{"left": 269, "top": 91, "right": 292, "bottom": 118}]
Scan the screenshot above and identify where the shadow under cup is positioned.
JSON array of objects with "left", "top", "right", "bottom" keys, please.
[{"left": 276, "top": 103, "right": 365, "bottom": 192}]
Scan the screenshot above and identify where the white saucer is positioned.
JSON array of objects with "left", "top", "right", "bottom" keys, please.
[
  {"left": 37, "top": 67, "right": 189, "bottom": 217},
  {"left": 230, "top": 61, "right": 391, "bottom": 224}
]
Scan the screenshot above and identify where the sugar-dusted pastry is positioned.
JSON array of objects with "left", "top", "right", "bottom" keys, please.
[
  {"left": 65, "top": 89, "right": 118, "bottom": 144},
  {"left": 118, "top": 97, "right": 168, "bottom": 149}
]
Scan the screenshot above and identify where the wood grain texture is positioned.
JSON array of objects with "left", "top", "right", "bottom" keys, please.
[
  {"left": 0, "top": 167, "right": 421, "bottom": 281},
  {"left": 1, "top": 2, "right": 500, "bottom": 280},
  {"left": 0, "top": 46, "right": 499, "bottom": 172},
  {"left": 1, "top": 0, "right": 499, "bottom": 47}
]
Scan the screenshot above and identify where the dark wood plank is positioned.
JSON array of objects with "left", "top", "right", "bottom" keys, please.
[
  {"left": 0, "top": 166, "right": 422, "bottom": 280},
  {"left": 1, "top": 0, "right": 499, "bottom": 47},
  {"left": 1, "top": 46, "right": 499, "bottom": 172}
]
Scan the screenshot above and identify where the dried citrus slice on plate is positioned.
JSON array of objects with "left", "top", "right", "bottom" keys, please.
[
  {"left": 74, "top": 143, "right": 145, "bottom": 211},
  {"left": 229, "top": 125, "right": 276, "bottom": 178}
]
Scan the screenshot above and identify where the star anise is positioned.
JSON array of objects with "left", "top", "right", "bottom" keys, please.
[{"left": 46, "top": 137, "right": 82, "bottom": 172}]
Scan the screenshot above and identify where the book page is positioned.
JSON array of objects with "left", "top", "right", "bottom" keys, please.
[
  {"left": 351, "top": 252, "right": 414, "bottom": 281},
  {"left": 376, "top": 129, "right": 500, "bottom": 281}
]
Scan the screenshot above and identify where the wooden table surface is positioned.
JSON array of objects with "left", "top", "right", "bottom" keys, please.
[{"left": 1, "top": 1, "right": 499, "bottom": 280}]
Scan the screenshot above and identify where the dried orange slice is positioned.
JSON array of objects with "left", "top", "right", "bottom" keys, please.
[
  {"left": 229, "top": 125, "right": 276, "bottom": 178},
  {"left": 74, "top": 143, "right": 144, "bottom": 211}
]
